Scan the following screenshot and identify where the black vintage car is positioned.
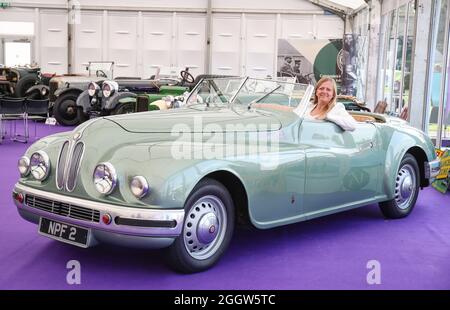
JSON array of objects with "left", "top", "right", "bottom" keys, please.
[
  {"left": 0, "top": 66, "right": 42, "bottom": 98},
  {"left": 59, "top": 68, "right": 228, "bottom": 126}
]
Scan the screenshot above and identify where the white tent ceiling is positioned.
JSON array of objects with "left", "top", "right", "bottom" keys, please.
[{"left": 309, "top": 0, "right": 368, "bottom": 15}]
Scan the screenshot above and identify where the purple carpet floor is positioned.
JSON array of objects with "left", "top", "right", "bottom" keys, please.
[{"left": 0, "top": 122, "right": 449, "bottom": 290}]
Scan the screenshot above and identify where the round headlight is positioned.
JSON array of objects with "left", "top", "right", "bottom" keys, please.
[
  {"left": 102, "top": 81, "right": 117, "bottom": 98},
  {"left": 93, "top": 162, "right": 117, "bottom": 195},
  {"left": 102, "top": 83, "right": 111, "bottom": 97},
  {"left": 41, "top": 88, "right": 47, "bottom": 96},
  {"left": 30, "top": 151, "right": 50, "bottom": 181},
  {"left": 18, "top": 156, "right": 30, "bottom": 176},
  {"left": 130, "top": 176, "right": 149, "bottom": 198},
  {"left": 88, "top": 82, "right": 99, "bottom": 97}
]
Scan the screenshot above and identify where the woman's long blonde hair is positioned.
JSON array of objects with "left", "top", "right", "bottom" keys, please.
[{"left": 312, "top": 76, "right": 337, "bottom": 120}]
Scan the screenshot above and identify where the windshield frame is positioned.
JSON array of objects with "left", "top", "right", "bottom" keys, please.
[
  {"left": 185, "top": 76, "right": 313, "bottom": 113},
  {"left": 88, "top": 61, "right": 114, "bottom": 78}
]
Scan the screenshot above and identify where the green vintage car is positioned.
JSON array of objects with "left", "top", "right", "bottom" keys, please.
[{"left": 13, "top": 77, "right": 440, "bottom": 273}]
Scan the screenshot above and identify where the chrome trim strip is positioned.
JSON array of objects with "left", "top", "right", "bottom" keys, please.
[
  {"left": 62, "top": 138, "right": 76, "bottom": 191},
  {"left": 56, "top": 141, "right": 69, "bottom": 190},
  {"left": 67, "top": 142, "right": 85, "bottom": 192},
  {"left": 14, "top": 183, "right": 184, "bottom": 237}
]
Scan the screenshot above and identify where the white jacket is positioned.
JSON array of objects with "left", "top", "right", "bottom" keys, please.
[{"left": 300, "top": 102, "right": 357, "bottom": 131}]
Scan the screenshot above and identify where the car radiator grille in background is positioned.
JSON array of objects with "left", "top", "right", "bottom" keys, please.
[
  {"left": 25, "top": 195, "right": 100, "bottom": 223},
  {"left": 56, "top": 141, "right": 84, "bottom": 191}
]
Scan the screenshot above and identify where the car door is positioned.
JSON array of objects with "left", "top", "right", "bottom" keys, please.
[{"left": 299, "top": 119, "right": 382, "bottom": 219}]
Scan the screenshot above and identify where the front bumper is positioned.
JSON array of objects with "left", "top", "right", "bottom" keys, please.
[
  {"left": 13, "top": 183, "right": 185, "bottom": 248},
  {"left": 425, "top": 158, "right": 441, "bottom": 180}
]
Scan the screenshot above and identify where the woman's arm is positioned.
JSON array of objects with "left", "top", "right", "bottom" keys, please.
[{"left": 325, "top": 102, "right": 357, "bottom": 131}]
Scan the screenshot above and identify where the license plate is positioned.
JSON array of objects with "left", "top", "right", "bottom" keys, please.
[{"left": 39, "top": 218, "right": 90, "bottom": 248}]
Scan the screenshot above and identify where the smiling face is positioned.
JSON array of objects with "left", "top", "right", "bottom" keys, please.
[{"left": 315, "top": 80, "right": 335, "bottom": 105}]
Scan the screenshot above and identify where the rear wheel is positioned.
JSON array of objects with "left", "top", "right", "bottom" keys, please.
[
  {"left": 166, "top": 178, "right": 235, "bottom": 273},
  {"left": 53, "top": 92, "right": 84, "bottom": 126},
  {"left": 379, "top": 153, "right": 420, "bottom": 219}
]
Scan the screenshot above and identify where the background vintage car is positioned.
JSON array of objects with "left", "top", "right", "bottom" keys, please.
[
  {"left": 50, "top": 61, "right": 115, "bottom": 125},
  {"left": 0, "top": 66, "right": 41, "bottom": 98},
  {"left": 13, "top": 77, "right": 440, "bottom": 273},
  {"left": 72, "top": 69, "right": 233, "bottom": 125}
]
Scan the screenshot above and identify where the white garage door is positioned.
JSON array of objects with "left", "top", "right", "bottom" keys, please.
[
  {"left": 40, "top": 11, "right": 68, "bottom": 74},
  {"left": 108, "top": 13, "right": 138, "bottom": 77},
  {"left": 175, "top": 14, "right": 206, "bottom": 76},
  {"left": 211, "top": 15, "right": 241, "bottom": 76},
  {"left": 142, "top": 13, "right": 173, "bottom": 79},
  {"left": 245, "top": 16, "right": 276, "bottom": 78},
  {"left": 73, "top": 12, "right": 103, "bottom": 74}
]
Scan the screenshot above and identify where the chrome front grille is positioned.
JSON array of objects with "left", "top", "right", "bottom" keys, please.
[
  {"left": 67, "top": 143, "right": 84, "bottom": 191},
  {"left": 25, "top": 195, "right": 100, "bottom": 223},
  {"left": 56, "top": 141, "right": 69, "bottom": 189},
  {"left": 56, "top": 140, "right": 84, "bottom": 191}
]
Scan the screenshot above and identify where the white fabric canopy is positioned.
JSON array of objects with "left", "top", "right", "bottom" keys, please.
[
  {"left": 327, "top": 0, "right": 366, "bottom": 10},
  {"left": 309, "top": 0, "right": 367, "bottom": 14}
]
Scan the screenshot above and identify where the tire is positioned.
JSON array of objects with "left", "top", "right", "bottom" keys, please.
[
  {"left": 166, "top": 178, "right": 235, "bottom": 273},
  {"left": 110, "top": 102, "right": 136, "bottom": 115},
  {"left": 379, "top": 153, "right": 420, "bottom": 219},
  {"left": 53, "top": 91, "right": 83, "bottom": 126},
  {"left": 15, "top": 75, "right": 38, "bottom": 98}
]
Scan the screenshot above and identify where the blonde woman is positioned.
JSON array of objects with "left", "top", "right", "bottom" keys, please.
[{"left": 304, "top": 77, "right": 356, "bottom": 131}]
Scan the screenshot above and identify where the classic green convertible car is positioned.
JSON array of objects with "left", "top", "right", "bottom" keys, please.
[{"left": 13, "top": 77, "right": 440, "bottom": 273}]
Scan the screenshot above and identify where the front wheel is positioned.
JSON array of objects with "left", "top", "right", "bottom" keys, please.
[
  {"left": 53, "top": 92, "right": 83, "bottom": 126},
  {"left": 379, "top": 153, "right": 420, "bottom": 219},
  {"left": 166, "top": 178, "right": 235, "bottom": 273}
]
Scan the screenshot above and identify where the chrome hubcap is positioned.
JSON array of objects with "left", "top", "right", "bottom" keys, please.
[
  {"left": 197, "top": 213, "right": 219, "bottom": 244},
  {"left": 395, "top": 164, "right": 416, "bottom": 210},
  {"left": 183, "top": 195, "right": 227, "bottom": 260}
]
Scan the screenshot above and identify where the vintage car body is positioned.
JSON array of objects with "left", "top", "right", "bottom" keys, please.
[
  {"left": 13, "top": 77, "right": 440, "bottom": 273},
  {"left": 74, "top": 80, "right": 190, "bottom": 123},
  {"left": 0, "top": 66, "right": 41, "bottom": 98},
  {"left": 24, "top": 72, "right": 55, "bottom": 100},
  {"left": 50, "top": 62, "right": 115, "bottom": 125},
  {"left": 72, "top": 70, "right": 231, "bottom": 125}
]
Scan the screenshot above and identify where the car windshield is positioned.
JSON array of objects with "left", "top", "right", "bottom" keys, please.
[
  {"left": 185, "top": 77, "right": 313, "bottom": 112},
  {"left": 88, "top": 62, "right": 114, "bottom": 78}
]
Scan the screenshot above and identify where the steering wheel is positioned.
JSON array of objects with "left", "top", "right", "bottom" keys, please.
[
  {"left": 96, "top": 70, "right": 107, "bottom": 78},
  {"left": 180, "top": 70, "right": 195, "bottom": 84}
]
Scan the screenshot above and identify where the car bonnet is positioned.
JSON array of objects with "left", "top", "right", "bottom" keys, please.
[{"left": 104, "top": 108, "right": 282, "bottom": 133}]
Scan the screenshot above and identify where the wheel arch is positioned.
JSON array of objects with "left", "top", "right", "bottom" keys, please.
[
  {"left": 406, "top": 146, "right": 429, "bottom": 188},
  {"left": 55, "top": 87, "right": 83, "bottom": 99},
  {"left": 25, "top": 84, "right": 49, "bottom": 96},
  {"left": 104, "top": 91, "right": 137, "bottom": 110},
  {"left": 197, "top": 170, "right": 251, "bottom": 227},
  {"left": 382, "top": 129, "right": 434, "bottom": 198}
]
